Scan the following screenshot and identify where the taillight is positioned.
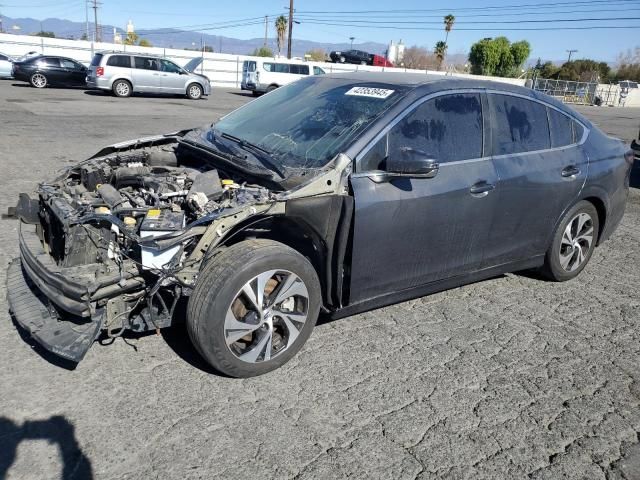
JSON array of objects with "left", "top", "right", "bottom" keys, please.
[{"left": 96, "top": 67, "right": 104, "bottom": 76}]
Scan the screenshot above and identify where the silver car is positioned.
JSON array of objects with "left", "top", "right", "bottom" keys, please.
[
  {"left": 0, "top": 52, "right": 14, "bottom": 78},
  {"left": 86, "top": 52, "right": 211, "bottom": 99}
]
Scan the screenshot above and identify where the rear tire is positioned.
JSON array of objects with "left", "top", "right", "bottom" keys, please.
[
  {"left": 186, "top": 82, "right": 203, "bottom": 100},
  {"left": 540, "top": 200, "right": 599, "bottom": 281},
  {"left": 187, "top": 239, "right": 321, "bottom": 377},
  {"left": 30, "top": 73, "right": 47, "bottom": 88},
  {"left": 112, "top": 79, "right": 132, "bottom": 97}
]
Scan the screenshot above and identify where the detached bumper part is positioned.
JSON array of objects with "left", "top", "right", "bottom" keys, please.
[{"left": 7, "top": 258, "right": 102, "bottom": 362}]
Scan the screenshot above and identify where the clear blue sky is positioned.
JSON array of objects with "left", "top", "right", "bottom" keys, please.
[{"left": 3, "top": 0, "right": 640, "bottom": 61}]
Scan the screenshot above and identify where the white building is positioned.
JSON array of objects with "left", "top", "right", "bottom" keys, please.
[{"left": 387, "top": 40, "right": 405, "bottom": 65}]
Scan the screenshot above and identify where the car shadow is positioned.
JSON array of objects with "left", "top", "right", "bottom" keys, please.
[
  {"left": 0, "top": 416, "right": 93, "bottom": 479},
  {"left": 228, "top": 91, "right": 257, "bottom": 97},
  {"left": 82, "top": 90, "right": 208, "bottom": 100}
]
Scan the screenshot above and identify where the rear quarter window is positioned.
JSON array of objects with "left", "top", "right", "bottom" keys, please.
[
  {"left": 106, "top": 55, "right": 131, "bottom": 68},
  {"left": 90, "top": 53, "right": 103, "bottom": 66},
  {"left": 547, "top": 108, "right": 574, "bottom": 148},
  {"left": 490, "top": 94, "right": 551, "bottom": 155}
]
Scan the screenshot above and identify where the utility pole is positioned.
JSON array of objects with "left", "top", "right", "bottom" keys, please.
[
  {"left": 85, "top": 0, "right": 89, "bottom": 40},
  {"left": 0, "top": 4, "right": 4, "bottom": 34},
  {"left": 91, "top": 0, "right": 101, "bottom": 42},
  {"left": 287, "top": 0, "right": 293, "bottom": 59},
  {"left": 566, "top": 49, "right": 577, "bottom": 63},
  {"left": 263, "top": 15, "right": 268, "bottom": 47}
]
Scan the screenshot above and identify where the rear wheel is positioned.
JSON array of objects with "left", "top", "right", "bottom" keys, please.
[
  {"left": 187, "top": 239, "right": 321, "bottom": 377},
  {"left": 186, "top": 83, "right": 203, "bottom": 100},
  {"left": 266, "top": 84, "right": 278, "bottom": 93},
  {"left": 112, "top": 79, "right": 132, "bottom": 97},
  {"left": 30, "top": 73, "right": 47, "bottom": 88},
  {"left": 541, "top": 201, "right": 599, "bottom": 281}
]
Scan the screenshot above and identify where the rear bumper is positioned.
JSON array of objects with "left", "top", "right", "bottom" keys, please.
[{"left": 86, "top": 76, "right": 111, "bottom": 90}]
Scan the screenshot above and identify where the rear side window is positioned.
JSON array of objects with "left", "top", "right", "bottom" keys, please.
[
  {"left": 547, "top": 108, "right": 574, "bottom": 148},
  {"left": 134, "top": 57, "right": 159, "bottom": 70},
  {"left": 90, "top": 53, "right": 103, "bottom": 66},
  {"left": 0, "top": 55, "right": 7, "bottom": 61},
  {"left": 107, "top": 55, "right": 131, "bottom": 68},
  {"left": 490, "top": 94, "right": 550, "bottom": 155},
  {"left": 290, "top": 64, "right": 309, "bottom": 75},
  {"left": 313, "top": 66, "right": 325, "bottom": 75},
  {"left": 60, "top": 59, "right": 79, "bottom": 69},
  {"left": 383, "top": 93, "right": 483, "bottom": 166},
  {"left": 41, "top": 57, "right": 60, "bottom": 67}
]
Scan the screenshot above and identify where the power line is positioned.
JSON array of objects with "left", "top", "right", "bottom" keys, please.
[
  {"left": 296, "top": 20, "right": 639, "bottom": 31},
  {"left": 294, "top": 16, "right": 640, "bottom": 25}
]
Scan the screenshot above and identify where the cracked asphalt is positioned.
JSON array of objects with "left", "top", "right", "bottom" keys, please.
[{"left": 0, "top": 80, "right": 639, "bottom": 480}]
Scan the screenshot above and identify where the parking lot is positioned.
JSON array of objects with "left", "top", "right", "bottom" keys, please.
[{"left": 0, "top": 80, "right": 639, "bottom": 480}]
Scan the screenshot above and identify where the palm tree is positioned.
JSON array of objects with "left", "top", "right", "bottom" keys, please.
[
  {"left": 434, "top": 41, "right": 447, "bottom": 71},
  {"left": 275, "top": 15, "right": 288, "bottom": 56},
  {"left": 443, "top": 14, "right": 455, "bottom": 45}
]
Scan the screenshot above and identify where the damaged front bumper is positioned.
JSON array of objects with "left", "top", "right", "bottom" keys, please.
[{"left": 8, "top": 222, "right": 145, "bottom": 362}]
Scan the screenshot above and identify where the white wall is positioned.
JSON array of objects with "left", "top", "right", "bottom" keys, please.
[{"left": 0, "top": 33, "right": 529, "bottom": 89}]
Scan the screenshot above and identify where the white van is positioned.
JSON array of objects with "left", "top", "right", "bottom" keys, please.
[{"left": 241, "top": 59, "right": 325, "bottom": 95}]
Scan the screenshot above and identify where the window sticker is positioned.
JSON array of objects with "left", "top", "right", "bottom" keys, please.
[{"left": 345, "top": 86, "right": 395, "bottom": 99}]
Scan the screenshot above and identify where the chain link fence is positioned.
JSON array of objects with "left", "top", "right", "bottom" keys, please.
[{"left": 531, "top": 78, "right": 622, "bottom": 107}]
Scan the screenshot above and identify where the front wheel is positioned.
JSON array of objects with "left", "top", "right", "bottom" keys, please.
[
  {"left": 541, "top": 201, "right": 599, "bottom": 281},
  {"left": 186, "top": 82, "right": 203, "bottom": 100},
  {"left": 30, "top": 72, "right": 47, "bottom": 88},
  {"left": 187, "top": 239, "right": 321, "bottom": 377}
]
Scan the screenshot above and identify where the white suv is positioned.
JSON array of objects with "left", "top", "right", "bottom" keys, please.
[{"left": 87, "top": 52, "right": 211, "bottom": 99}]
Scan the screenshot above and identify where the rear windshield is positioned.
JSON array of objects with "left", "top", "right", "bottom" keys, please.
[{"left": 90, "top": 53, "right": 103, "bottom": 67}]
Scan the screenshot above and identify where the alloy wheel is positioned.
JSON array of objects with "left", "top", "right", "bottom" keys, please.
[
  {"left": 224, "top": 269, "right": 309, "bottom": 363},
  {"left": 559, "top": 212, "right": 594, "bottom": 272},
  {"left": 31, "top": 73, "right": 46, "bottom": 88},
  {"left": 115, "top": 82, "right": 130, "bottom": 96},
  {"left": 188, "top": 84, "right": 201, "bottom": 99}
]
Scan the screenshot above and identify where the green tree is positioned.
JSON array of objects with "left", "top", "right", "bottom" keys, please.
[
  {"left": 250, "top": 46, "right": 274, "bottom": 57},
  {"left": 138, "top": 38, "right": 153, "bottom": 47},
  {"left": 33, "top": 31, "right": 55, "bottom": 38},
  {"left": 124, "top": 32, "right": 139, "bottom": 46},
  {"left": 539, "top": 61, "right": 560, "bottom": 78},
  {"left": 443, "top": 14, "right": 455, "bottom": 45},
  {"left": 468, "top": 37, "right": 530, "bottom": 77},
  {"left": 434, "top": 41, "right": 447, "bottom": 71},
  {"left": 556, "top": 59, "right": 610, "bottom": 81},
  {"left": 275, "top": 15, "right": 288, "bottom": 56}
]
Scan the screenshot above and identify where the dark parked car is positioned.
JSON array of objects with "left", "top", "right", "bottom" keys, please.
[
  {"left": 7, "top": 73, "right": 633, "bottom": 377},
  {"left": 11, "top": 55, "right": 87, "bottom": 88},
  {"left": 329, "top": 49, "right": 372, "bottom": 65}
]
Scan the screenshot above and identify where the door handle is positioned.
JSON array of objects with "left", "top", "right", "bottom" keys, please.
[
  {"left": 470, "top": 182, "right": 495, "bottom": 196},
  {"left": 561, "top": 166, "right": 581, "bottom": 178}
]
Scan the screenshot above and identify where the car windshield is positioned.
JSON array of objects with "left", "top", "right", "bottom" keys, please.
[{"left": 211, "top": 77, "right": 409, "bottom": 169}]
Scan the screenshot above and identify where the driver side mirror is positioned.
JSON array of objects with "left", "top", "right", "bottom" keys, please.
[{"left": 385, "top": 147, "right": 439, "bottom": 178}]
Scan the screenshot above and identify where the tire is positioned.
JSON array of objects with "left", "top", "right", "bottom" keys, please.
[
  {"left": 186, "top": 82, "right": 203, "bottom": 100},
  {"left": 187, "top": 239, "right": 321, "bottom": 377},
  {"left": 541, "top": 200, "right": 599, "bottom": 281},
  {"left": 339, "top": 56, "right": 346, "bottom": 63},
  {"left": 360, "top": 61, "right": 367, "bottom": 65},
  {"left": 266, "top": 84, "right": 278, "bottom": 93},
  {"left": 251, "top": 90, "right": 260, "bottom": 97},
  {"left": 30, "top": 72, "right": 47, "bottom": 88},
  {"left": 112, "top": 79, "right": 132, "bottom": 97}
]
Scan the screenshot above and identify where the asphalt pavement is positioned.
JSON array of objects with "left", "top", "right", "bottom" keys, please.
[{"left": 0, "top": 80, "right": 639, "bottom": 480}]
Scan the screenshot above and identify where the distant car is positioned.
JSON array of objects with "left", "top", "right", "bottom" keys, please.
[
  {"left": 12, "top": 55, "right": 88, "bottom": 88},
  {"left": 241, "top": 59, "right": 325, "bottom": 95},
  {"left": 86, "top": 52, "right": 211, "bottom": 99},
  {"left": 371, "top": 54, "right": 394, "bottom": 67},
  {"left": 0, "top": 52, "right": 14, "bottom": 78},
  {"left": 618, "top": 80, "right": 639, "bottom": 89},
  {"left": 329, "top": 49, "right": 372, "bottom": 65}
]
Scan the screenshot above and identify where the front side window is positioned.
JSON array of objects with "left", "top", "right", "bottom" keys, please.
[
  {"left": 134, "top": 57, "right": 159, "bottom": 70},
  {"left": 160, "top": 59, "right": 181, "bottom": 73},
  {"left": 361, "top": 93, "right": 483, "bottom": 171},
  {"left": 107, "top": 55, "right": 131, "bottom": 68},
  {"left": 490, "top": 94, "right": 551, "bottom": 155},
  {"left": 263, "top": 62, "right": 273, "bottom": 72}
]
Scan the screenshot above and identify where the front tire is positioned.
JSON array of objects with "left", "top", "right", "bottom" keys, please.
[
  {"left": 186, "top": 82, "right": 203, "bottom": 100},
  {"left": 541, "top": 201, "right": 599, "bottom": 281},
  {"left": 30, "top": 72, "right": 47, "bottom": 88},
  {"left": 187, "top": 240, "right": 321, "bottom": 377},
  {"left": 112, "top": 79, "right": 132, "bottom": 97},
  {"left": 266, "top": 84, "right": 278, "bottom": 93}
]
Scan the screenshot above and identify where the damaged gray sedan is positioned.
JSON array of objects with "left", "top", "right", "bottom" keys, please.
[{"left": 7, "top": 73, "right": 632, "bottom": 377}]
